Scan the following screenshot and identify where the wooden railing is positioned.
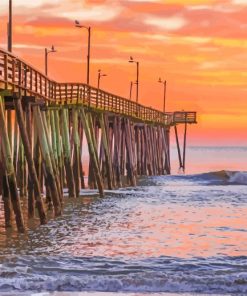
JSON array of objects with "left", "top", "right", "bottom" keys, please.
[
  {"left": 0, "top": 48, "right": 196, "bottom": 125},
  {"left": 173, "top": 112, "right": 197, "bottom": 124}
]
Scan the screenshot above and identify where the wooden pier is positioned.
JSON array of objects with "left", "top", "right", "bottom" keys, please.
[{"left": 0, "top": 48, "right": 197, "bottom": 232}]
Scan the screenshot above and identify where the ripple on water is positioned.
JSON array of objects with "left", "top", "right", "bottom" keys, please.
[{"left": 0, "top": 173, "right": 247, "bottom": 293}]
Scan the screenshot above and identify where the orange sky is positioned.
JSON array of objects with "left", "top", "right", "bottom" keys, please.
[{"left": 1, "top": 0, "right": 247, "bottom": 146}]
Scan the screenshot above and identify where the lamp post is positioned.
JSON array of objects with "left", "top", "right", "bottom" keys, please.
[
  {"left": 8, "top": 0, "right": 12, "bottom": 52},
  {"left": 128, "top": 56, "right": 139, "bottom": 103},
  {"left": 158, "top": 78, "right": 167, "bottom": 113},
  {"left": 45, "top": 45, "right": 57, "bottom": 76},
  {"left": 129, "top": 81, "right": 133, "bottom": 100},
  {"left": 75, "top": 20, "right": 91, "bottom": 85},
  {"left": 97, "top": 69, "right": 107, "bottom": 89}
]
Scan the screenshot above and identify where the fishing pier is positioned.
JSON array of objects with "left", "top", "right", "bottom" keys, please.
[{"left": 0, "top": 48, "right": 196, "bottom": 232}]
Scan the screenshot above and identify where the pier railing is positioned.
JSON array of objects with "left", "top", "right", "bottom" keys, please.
[
  {"left": 173, "top": 111, "right": 197, "bottom": 124},
  {"left": 0, "top": 48, "right": 196, "bottom": 125}
]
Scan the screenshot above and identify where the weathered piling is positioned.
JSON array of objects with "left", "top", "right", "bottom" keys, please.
[
  {"left": 0, "top": 164, "right": 12, "bottom": 228},
  {"left": 112, "top": 116, "right": 122, "bottom": 187},
  {"left": 26, "top": 102, "right": 35, "bottom": 218},
  {"left": 124, "top": 118, "right": 136, "bottom": 186},
  {"left": 79, "top": 108, "right": 104, "bottom": 196},
  {"left": 33, "top": 106, "right": 61, "bottom": 216},
  {"left": 42, "top": 110, "right": 63, "bottom": 202},
  {"left": 0, "top": 95, "right": 25, "bottom": 232},
  {"left": 72, "top": 108, "right": 81, "bottom": 196},
  {"left": 13, "top": 95, "right": 47, "bottom": 224},
  {"left": 174, "top": 125, "right": 183, "bottom": 170},
  {"left": 61, "top": 108, "right": 76, "bottom": 198},
  {"left": 54, "top": 109, "right": 64, "bottom": 190},
  {"left": 183, "top": 121, "right": 188, "bottom": 172},
  {"left": 99, "top": 113, "right": 114, "bottom": 190}
]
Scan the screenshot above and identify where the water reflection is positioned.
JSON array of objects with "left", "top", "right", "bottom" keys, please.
[{"left": 1, "top": 176, "right": 247, "bottom": 259}]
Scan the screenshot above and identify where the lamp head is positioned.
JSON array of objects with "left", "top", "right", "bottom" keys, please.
[
  {"left": 51, "top": 45, "right": 57, "bottom": 52},
  {"left": 129, "top": 56, "right": 134, "bottom": 63},
  {"left": 75, "top": 20, "right": 82, "bottom": 28}
]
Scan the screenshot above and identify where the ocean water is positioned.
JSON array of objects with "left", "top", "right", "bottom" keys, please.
[{"left": 0, "top": 146, "right": 247, "bottom": 295}]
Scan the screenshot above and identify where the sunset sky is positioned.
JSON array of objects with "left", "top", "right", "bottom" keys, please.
[{"left": 1, "top": 0, "right": 247, "bottom": 146}]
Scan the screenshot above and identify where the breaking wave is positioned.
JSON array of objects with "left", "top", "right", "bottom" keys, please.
[
  {"left": 1, "top": 255, "right": 247, "bottom": 293},
  {"left": 174, "top": 170, "right": 247, "bottom": 185}
]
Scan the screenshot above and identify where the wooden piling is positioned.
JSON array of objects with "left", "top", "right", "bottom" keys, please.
[
  {"left": 0, "top": 161, "right": 12, "bottom": 228},
  {"left": 79, "top": 108, "right": 104, "bottom": 196},
  {"left": 72, "top": 108, "right": 81, "bottom": 196},
  {"left": 26, "top": 102, "right": 35, "bottom": 218},
  {"left": 13, "top": 96, "right": 47, "bottom": 225},
  {"left": 42, "top": 110, "right": 63, "bottom": 202},
  {"left": 54, "top": 110, "right": 64, "bottom": 190},
  {"left": 174, "top": 125, "right": 183, "bottom": 170},
  {"left": 144, "top": 125, "right": 153, "bottom": 176},
  {"left": 13, "top": 115, "right": 19, "bottom": 173},
  {"left": 33, "top": 106, "right": 61, "bottom": 216},
  {"left": 124, "top": 119, "right": 136, "bottom": 186},
  {"left": 112, "top": 116, "right": 122, "bottom": 187},
  {"left": 120, "top": 120, "right": 126, "bottom": 177},
  {"left": 99, "top": 113, "right": 114, "bottom": 190},
  {"left": 61, "top": 108, "right": 76, "bottom": 198},
  {"left": 0, "top": 95, "right": 25, "bottom": 232},
  {"left": 79, "top": 119, "right": 85, "bottom": 189},
  {"left": 87, "top": 114, "right": 98, "bottom": 189},
  {"left": 182, "top": 121, "right": 188, "bottom": 172}
]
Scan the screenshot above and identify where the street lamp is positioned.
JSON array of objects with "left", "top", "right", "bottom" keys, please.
[
  {"left": 158, "top": 77, "right": 167, "bottom": 113},
  {"left": 8, "top": 0, "right": 12, "bottom": 52},
  {"left": 75, "top": 20, "right": 91, "bottom": 85},
  {"left": 97, "top": 69, "right": 107, "bottom": 89},
  {"left": 45, "top": 45, "right": 57, "bottom": 76},
  {"left": 129, "top": 81, "right": 133, "bottom": 100},
  {"left": 128, "top": 56, "right": 139, "bottom": 103}
]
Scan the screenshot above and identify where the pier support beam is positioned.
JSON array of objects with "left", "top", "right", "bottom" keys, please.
[
  {"left": 13, "top": 95, "right": 47, "bottom": 225},
  {"left": 99, "top": 113, "right": 114, "bottom": 190},
  {"left": 79, "top": 108, "right": 104, "bottom": 197},
  {"left": 0, "top": 95, "right": 25, "bottom": 232},
  {"left": 61, "top": 109, "right": 76, "bottom": 198},
  {"left": 33, "top": 106, "right": 61, "bottom": 216},
  {"left": 174, "top": 125, "right": 183, "bottom": 171},
  {"left": 72, "top": 109, "right": 81, "bottom": 196}
]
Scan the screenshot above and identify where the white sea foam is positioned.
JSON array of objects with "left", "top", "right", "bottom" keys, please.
[
  {"left": 1, "top": 271, "right": 247, "bottom": 294},
  {"left": 228, "top": 171, "right": 247, "bottom": 184}
]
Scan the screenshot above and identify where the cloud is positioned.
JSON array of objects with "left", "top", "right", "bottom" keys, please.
[
  {"left": 13, "top": 43, "right": 45, "bottom": 50},
  {"left": 0, "top": 0, "right": 60, "bottom": 15},
  {"left": 0, "top": 0, "right": 122, "bottom": 22},
  {"left": 144, "top": 15, "right": 187, "bottom": 30},
  {"left": 60, "top": 5, "right": 122, "bottom": 22},
  {"left": 232, "top": 0, "right": 247, "bottom": 4},
  {"left": 126, "top": 0, "right": 161, "bottom": 2},
  {"left": 198, "top": 61, "right": 220, "bottom": 69}
]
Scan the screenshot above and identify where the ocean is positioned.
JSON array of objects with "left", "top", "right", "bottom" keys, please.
[{"left": 0, "top": 146, "right": 247, "bottom": 295}]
